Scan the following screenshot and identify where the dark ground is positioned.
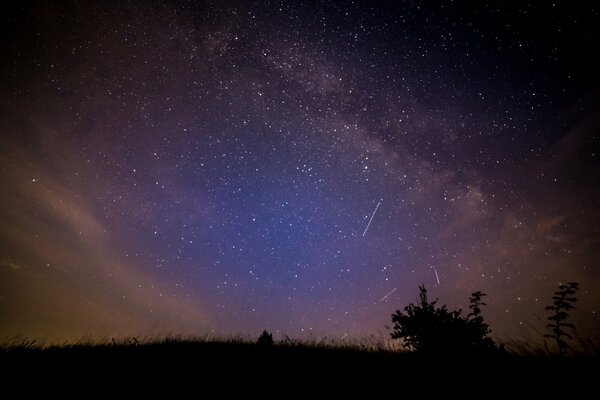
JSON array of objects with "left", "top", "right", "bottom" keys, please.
[{"left": 1, "top": 341, "right": 597, "bottom": 396}]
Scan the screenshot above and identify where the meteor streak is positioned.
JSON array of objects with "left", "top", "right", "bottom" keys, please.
[
  {"left": 380, "top": 287, "right": 397, "bottom": 301},
  {"left": 363, "top": 201, "right": 382, "bottom": 237}
]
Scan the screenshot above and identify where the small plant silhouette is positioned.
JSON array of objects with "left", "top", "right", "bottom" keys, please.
[
  {"left": 257, "top": 330, "right": 274, "bottom": 346},
  {"left": 391, "top": 285, "right": 494, "bottom": 353},
  {"left": 544, "top": 281, "right": 579, "bottom": 356},
  {"left": 466, "top": 291, "right": 495, "bottom": 349}
]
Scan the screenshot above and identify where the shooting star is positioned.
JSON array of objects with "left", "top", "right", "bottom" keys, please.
[
  {"left": 363, "top": 201, "right": 382, "bottom": 237},
  {"left": 340, "top": 333, "right": 349, "bottom": 340},
  {"left": 434, "top": 269, "right": 440, "bottom": 284},
  {"left": 380, "top": 287, "right": 397, "bottom": 301}
]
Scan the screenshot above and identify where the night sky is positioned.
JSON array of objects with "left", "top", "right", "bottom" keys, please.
[{"left": 1, "top": 1, "right": 599, "bottom": 344}]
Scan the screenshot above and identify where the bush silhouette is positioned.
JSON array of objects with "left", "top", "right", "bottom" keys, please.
[
  {"left": 544, "top": 281, "right": 579, "bottom": 356},
  {"left": 257, "top": 330, "right": 274, "bottom": 346},
  {"left": 391, "top": 285, "right": 495, "bottom": 353}
]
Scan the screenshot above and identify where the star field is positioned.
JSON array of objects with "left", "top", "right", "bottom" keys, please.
[{"left": 1, "top": 1, "right": 599, "bottom": 343}]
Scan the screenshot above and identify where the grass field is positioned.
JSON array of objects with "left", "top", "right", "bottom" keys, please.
[{"left": 2, "top": 336, "right": 597, "bottom": 394}]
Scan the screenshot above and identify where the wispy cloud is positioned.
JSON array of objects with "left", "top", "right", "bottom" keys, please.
[{"left": 0, "top": 136, "right": 209, "bottom": 342}]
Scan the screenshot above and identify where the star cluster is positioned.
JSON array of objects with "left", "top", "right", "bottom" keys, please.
[{"left": 1, "top": 1, "right": 599, "bottom": 343}]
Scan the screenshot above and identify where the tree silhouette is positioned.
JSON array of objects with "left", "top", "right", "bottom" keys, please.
[
  {"left": 391, "top": 285, "right": 494, "bottom": 353},
  {"left": 257, "top": 330, "right": 274, "bottom": 346},
  {"left": 544, "top": 281, "right": 579, "bottom": 356}
]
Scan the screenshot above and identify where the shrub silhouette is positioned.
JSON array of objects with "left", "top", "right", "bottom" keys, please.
[
  {"left": 544, "top": 281, "right": 579, "bottom": 356},
  {"left": 257, "top": 330, "right": 274, "bottom": 346},
  {"left": 391, "top": 285, "right": 494, "bottom": 353}
]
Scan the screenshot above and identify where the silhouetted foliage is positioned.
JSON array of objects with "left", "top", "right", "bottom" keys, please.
[
  {"left": 257, "top": 330, "right": 274, "bottom": 346},
  {"left": 391, "top": 285, "right": 495, "bottom": 353},
  {"left": 544, "top": 282, "right": 579, "bottom": 356},
  {"left": 466, "top": 291, "right": 495, "bottom": 349}
]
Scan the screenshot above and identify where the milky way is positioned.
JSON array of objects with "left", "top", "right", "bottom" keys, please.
[{"left": 1, "top": 1, "right": 599, "bottom": 344}]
